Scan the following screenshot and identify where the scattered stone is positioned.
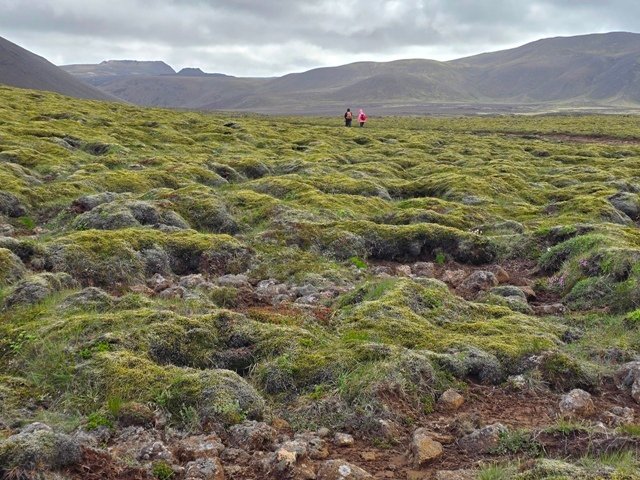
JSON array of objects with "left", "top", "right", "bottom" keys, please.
[
  {"left": 317, "top": 459, "right": 374, "bottom": 480},
  {"left": 603, "top": 406, "right": 635, "bottom": 426},
  {"left": 371, "top": 266, "right": 393, "bottom": 277},
  {"left": 442, "top": 269, "right": 467, "bottom": 285},
  {"left": 158, "top": 285, "right": 186, "bottom": 299},
  {"left": 295, "top": 432, "right": 329, "bottom": 460},
  {"left": 334, "top": 432, "right": 355, "bottom": 447},
  {"left": 435, "top": 470, "right": 476, "bottom": 480},
  {"left": 184, "top": 457, "right": 225, "bottom": 480},
  {"left": 291, "top": 284, "right": 319, "bottom": 297},
  {"left": 148, "top": 273, "right": 172, "bottom": 292},
  {"left": 317, "top": 427, "right": 331, "bottom": 438},
  {"left": 179, "top": 274, "right": 211, "bottom": 289},
  {"left": 458, "top": 423, "right": 507, "bottom": 453},
  {"left": 559, "top": 389, "right": 595, "bottom": 417},
  {"left": 457, "top": 270, "right": 498, "bottom": 297},
  {"left": 489, "top": 285, "right": 527, "bottom": 302},
  {"left": 360, "top": 451, "right": 377, "bottom": 461},
  {"left": 217, "top": 274, "right": 251, "bottom": 288},
  {"left": 437, "top": 389, "right": 465, "bottom": 411},
  {"left": 138, "top": 440, "right": 174, "bottom": 462},
  {"left": 395, "top": 265, "right": 412, "bottom": 277},
  {"left": 295, "top": 294, "right": 321, "bottom": 305},
  {"left": 490, "top": 266, "right": 510, "bottom": 283},
  {"left": 130, "top": 284, "right": 154, "bottom": 296},
  {"left": 229, "top": 420, "right": 277, "bottom": 451},
  {"left": 411, "top": 262, "right": 435, "bottom": 277},
  {"left": 615, "top": 361, "right": 640, "bottom": 403},
  {"left": 411, "top": 428, "right": 444, "bottom": 467},
  {"left": 519, "top": 286, "right": 537, "bottom": 300},
  {"left": 534, "top": 303, "right": 567, "bottom": 316}
]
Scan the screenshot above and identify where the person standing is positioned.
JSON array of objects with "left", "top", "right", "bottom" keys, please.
[
  {"left": 358, "top": 109, "right": 367, "bottom": 127},
  {"left": 344, "top": 108, "right": 353, "bottom": 127}
]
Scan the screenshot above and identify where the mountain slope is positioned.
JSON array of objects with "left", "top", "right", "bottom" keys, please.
[
  {"left": 0, "top": 36, "right": 114, "bottom": 101},
  {"left": 63, "top": 31, "right": 640, "bottom": 113}
]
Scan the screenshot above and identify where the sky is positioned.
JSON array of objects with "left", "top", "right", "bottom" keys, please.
[{"left": 1, "top": 0, "right": 639, "bottom": 77}]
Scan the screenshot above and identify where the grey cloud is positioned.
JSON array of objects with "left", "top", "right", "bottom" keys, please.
[{"left": 1, "top": 0, "right": 639, "bottom": 76}]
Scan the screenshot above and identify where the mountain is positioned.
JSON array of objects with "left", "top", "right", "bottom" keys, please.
[
  {"left": 0, "top": 36, "right": 114, "bottom": 101},
  {"left": 61, "top": 60, "right": 176, "bottom": 87},
  {"left": 63, "top": 32, "right": 640, "bottom": 114}
]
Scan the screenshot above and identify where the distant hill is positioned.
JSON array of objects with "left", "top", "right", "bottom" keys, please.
[
  {"left": 61, "top": 31, "right": 640, "bottom": 113},
  {"left": 0, "top": 36, "right": 114, "bottom": 101}
]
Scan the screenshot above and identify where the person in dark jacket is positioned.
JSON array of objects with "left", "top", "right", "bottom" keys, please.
[{"left": 344, "top": 108, "right": 353, "bottom": 127}]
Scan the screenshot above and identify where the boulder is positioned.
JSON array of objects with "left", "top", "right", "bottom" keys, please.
[
  {"left": 603, "top": 406, "right": 635, "bottom": 426},
  {"left": 410, "top": 428, "right": 444, "bottom": 467},
  {"left": 458, "top": 423, "right": 506, "bottom": 453},
  {"left": 559, "top": 389, "right": 595, "bottom": 417},
  {"left": 175, "top": 434, "right": 225, "bottom": 461},
  {"left": 437, "top": 389, "right": 465, "bottom": 411},
  {"left": 317, "top": 459, "right": 374, "bottom": 480}
]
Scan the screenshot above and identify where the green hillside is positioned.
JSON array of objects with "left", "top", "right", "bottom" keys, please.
[{"left": 1, "top": 86, "right": 639, "bottom": 478}]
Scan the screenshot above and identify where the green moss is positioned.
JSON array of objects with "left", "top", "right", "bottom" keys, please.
[{"left": 0, "top": 248, "right": 25, "bottom": 286}]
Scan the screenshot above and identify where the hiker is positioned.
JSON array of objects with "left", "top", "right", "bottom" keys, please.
[
  {"left": 344, "top": 108, "right": 352, "bottom": 127},
  {"left": 358, "top": 109, "right": 367, "bottom": 127}
]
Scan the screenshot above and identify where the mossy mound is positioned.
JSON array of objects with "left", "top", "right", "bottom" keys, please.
[
  {"left": 44, "top": 228, "right": 251, "bottom": 287},
  {"left": 81, "top": 352, "right": 265, "bottom": 423}
]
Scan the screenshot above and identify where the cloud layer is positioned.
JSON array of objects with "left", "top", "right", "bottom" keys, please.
[{"left": 1, "top": 0, "right": 639, "bottom": 76}]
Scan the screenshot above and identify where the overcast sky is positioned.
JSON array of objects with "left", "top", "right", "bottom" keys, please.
[{"left": 1, "top": 0, "right": 639, "bottom": 77}]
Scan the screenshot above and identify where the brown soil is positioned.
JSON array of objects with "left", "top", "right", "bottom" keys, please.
[{"left": 64, "top": 448, "right": 153, "bottom": 480}]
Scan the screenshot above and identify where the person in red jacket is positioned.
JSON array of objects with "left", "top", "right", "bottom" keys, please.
[{"left": 358, "top": 109, "right": 367, "bottom": 127}]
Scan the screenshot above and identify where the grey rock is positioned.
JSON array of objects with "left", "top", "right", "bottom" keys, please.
[
  {"left": 559, "top": 389, "right": 595, "bottom": 417},
  {"left": 615, "top": 361, "right": 640, "bottom": 403}
]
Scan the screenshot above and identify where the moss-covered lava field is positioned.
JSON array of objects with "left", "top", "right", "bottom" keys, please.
[{"left": 1, "top": 86, "right": 640, "bottom": 479}]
